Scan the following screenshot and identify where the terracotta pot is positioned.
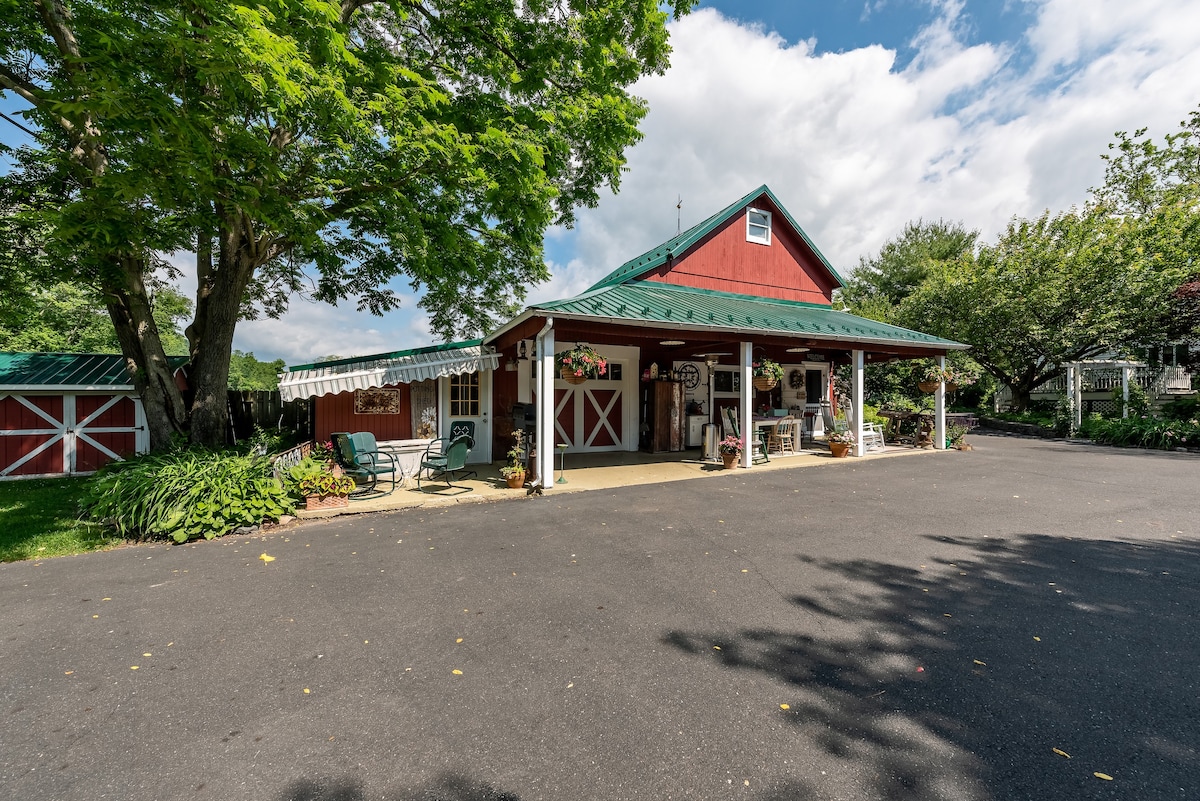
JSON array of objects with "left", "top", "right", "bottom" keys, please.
[
  {"left": 918, "top": 381, "right": 940, "bottom": 393},
  {"left": 753, "top": 376, "right": 778, "bottom": 392},
  {"left": 505, "top": 471, "right": 525, "bottom": 489},
  {"left": 721, "top": 453, "right": 739, "bottom": 469},
  {"left": 561, "top": 367, "right": 588, "bottom": 385},
  {"left": 829, "top": 442, "right": 851, "bottom": 458},
  {"left": 306, "top": 494, "right": 349, "bottom": 511}
]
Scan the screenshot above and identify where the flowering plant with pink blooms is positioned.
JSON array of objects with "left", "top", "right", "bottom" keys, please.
[{"left": 556, "top": 344, "right": 608, "bottom": 379}]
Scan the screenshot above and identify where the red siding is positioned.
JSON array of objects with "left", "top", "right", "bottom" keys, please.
[
  {"left": 1, "top": 395, "right": 62, "bottom": 431},
  {"left": 314, "top": 385, "right": 413, "bottom": 443},
  {"left": 646, "top": 204, "right": 838, "bottom": 304},
  {"left": 76, "top": 432, "right": 136, "bottom": 472},
  {"left": 78, "top": 395, "right": 136, "bottom": 426},
  {"left": 554, "top": 388, "right": 574, "bottom": 447},
  {"left": 1, "top": 396, "right": 64, "bottom": 476}
]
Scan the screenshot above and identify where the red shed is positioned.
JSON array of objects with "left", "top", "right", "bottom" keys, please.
[{"left": 0, "top": 353, "right": 186, "bottom": 479}]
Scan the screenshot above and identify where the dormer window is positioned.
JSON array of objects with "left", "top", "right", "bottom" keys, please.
[{"left": 746, "top": 208, "right": 771, "bottom": 245}]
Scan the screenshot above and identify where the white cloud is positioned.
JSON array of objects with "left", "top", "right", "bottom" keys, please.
[{"left": 555, "top": 1, "right": 1200, "bottom": 283}]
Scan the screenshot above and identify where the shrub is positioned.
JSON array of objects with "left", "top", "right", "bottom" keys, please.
[
  {"left": 1082, "top": 415, "right": 1200, "bottom": 450},
  {"left": 1160, "top": 395, "right": 1200, "bottom": 422},
  {"left": 83, "top": 449, "right": 294, "bottom": 543}
]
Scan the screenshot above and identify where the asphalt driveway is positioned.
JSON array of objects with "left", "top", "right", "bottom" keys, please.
[{"left": 1, "top": 435, "right": 1197, "bottom": 801}]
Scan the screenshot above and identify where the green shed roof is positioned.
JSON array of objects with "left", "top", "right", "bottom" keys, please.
[
  {"left": 0, "top": 352, "right": 188, "bottom": 390},
  {"left": 527, "top": 282, "right": 964, "bottom": 350},
  {"left": 587, "top": 185, "right": 847, "bottom": 291}
]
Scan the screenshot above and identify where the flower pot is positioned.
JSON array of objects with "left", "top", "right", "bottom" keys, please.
[
  {"left": 306, "top": 494, "right": 349, "bottom": 511},
  {"left": 753, "top": 376, "right": 778, "bottom": 392},
  {"left": 946, "top": 382, "right": 958, "bottom": 392},
  {"left": 721, "top": 453, "right": 739, "bottom": 469},
  {"left": 918, "top": 381, "right": 940, "bottom": 393},
  {"left": 561, "top": 367, "right": 588, "bottom": 385},
  {"left": 505, "top": 470, "right": 525, "bottom": 489},
  {"left": 828, "top": 442, "right": 851, "bottom": 458}
]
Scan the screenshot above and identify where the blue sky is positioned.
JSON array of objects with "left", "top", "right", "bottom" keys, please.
[{"left": 5, "top": 1, "right": 1200, "bottom": 364}]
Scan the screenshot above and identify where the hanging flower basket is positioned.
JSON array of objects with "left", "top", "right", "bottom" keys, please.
[
  {"left": 753, "top": 376, "right": 778, "bottom": 391},
  {"left": 557, "top": 344, "right": 608, "bottom": 384},
  {"left": 752, "top": 359, "right": 783, "bottom": 392},
  {"left": 561, "top": 367, "right": 588, "bottom": 385},
  {"left": 918, "top": 381, "right": 940, "bottom": 393}
]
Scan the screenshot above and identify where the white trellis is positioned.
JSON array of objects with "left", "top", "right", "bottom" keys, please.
[{"left": 1063, "top": 360, "right": 1145, "bottom": 429}]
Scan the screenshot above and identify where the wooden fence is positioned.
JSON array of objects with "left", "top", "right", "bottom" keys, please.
[{"left": 226, "top": 390, "right": 313, "bottom": 444}]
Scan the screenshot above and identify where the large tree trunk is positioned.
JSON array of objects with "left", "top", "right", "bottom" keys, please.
[
  {"left": 185, "top": 214, "right": 263, "bottom": 447},
  {"left": 103, "top": 254, "right": 188, "bottom": 450}
]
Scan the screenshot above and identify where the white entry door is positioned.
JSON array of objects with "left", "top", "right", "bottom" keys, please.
[{"left": 440, "top": 370, "right": 491, "bottom": 463}]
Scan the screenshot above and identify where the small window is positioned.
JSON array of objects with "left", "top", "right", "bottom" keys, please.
[
  {"left": 746, "top": 208, "right": 771, "bottom": 245},
  {"left": 449, "top": 372, "right": 480, "bottom": 417}
]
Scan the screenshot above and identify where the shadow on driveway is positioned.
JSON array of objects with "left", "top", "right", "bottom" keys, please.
[{"left": 665, "top": 533, "right": 1200, "bottom": 800}]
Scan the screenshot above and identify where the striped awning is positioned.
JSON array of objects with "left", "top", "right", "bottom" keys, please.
[{"left": 279, "top": 342, "right": 499, "bottom": 402}]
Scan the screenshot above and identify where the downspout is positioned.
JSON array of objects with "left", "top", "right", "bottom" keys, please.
[{"left": 534, "top": 317, "right": 554, "bottom": 488}]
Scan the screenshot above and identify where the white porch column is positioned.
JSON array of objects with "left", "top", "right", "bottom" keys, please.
[
  {"left": 538, "top": 327, "right": 556, "bottom": 488},
  {"left": 740, "top": 341, "right": 753, "bottom": 468},
  {"left": 852, "top": 350, "right": 865, "bottom": 457},
  {"left": 934, "top": 355, "right": 946, "bottom": 450},
  {"left": 1121, "top": 366, "right": 1131, "bottom": 418},
  {"left": 1072, "top": 364, "right": 1083, "bottom": 431}
]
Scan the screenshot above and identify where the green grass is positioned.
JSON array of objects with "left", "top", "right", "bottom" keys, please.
[{"left": 0, "top": 477, "right": 122, "bottom": 562}]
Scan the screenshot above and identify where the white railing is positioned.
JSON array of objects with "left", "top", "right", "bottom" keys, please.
[
  {"left": 1033, "top": 366, "right": 1192, "bottom": 394},
  {"left": 994, "top": 365, "right": 1194, "bottom": 410}
]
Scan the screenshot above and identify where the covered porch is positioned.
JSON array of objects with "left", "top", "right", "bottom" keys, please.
[{"left": 484, "top": 282, "right": 968, "bottom": 487}]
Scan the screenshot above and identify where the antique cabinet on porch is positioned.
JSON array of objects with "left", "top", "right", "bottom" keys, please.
[{"left": 641, "top": 379, "right": 685, "bottom": 453}]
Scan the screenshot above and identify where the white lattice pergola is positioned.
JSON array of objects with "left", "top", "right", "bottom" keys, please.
[{"left": 1063, "top": 359, "right": 1146, "bottom": 429}]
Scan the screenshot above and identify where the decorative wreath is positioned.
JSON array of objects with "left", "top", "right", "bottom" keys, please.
[{"left": 788, "top": 369, "right": 804, "bottom": 389}]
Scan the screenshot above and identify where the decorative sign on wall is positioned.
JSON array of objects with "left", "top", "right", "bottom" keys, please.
[{"left": 354, "top": 388, "right": 401, "bottom": 414}]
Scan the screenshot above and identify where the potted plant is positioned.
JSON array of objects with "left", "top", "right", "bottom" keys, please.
[
  {"left": 827, "top": 429, "right": 855, "bottom": 457},
  {"left": 556, "top": 344, "right": 608, "bottom": 385},
  {"left": 753, "top": 358, "right": 784, "bottom": 391},
  {"left": 718, "top": 435, "right": 743, "bottom": 469},
  {"left": 500, "top": 431, "right": 527, "bottom": 488},
  {"left": 297, "top": 468, "right": 357, "bottom": 510},
  {"left": 947, "top": 423, "right": 971, "bottom": 450}
]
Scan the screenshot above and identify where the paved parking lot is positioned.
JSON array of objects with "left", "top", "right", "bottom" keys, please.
[{"left": 1, "top": 435, "right": 1196, "bottom": 800}]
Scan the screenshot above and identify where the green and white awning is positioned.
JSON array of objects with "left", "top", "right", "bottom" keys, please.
[{"left": 279, "top": 340, "right": 499, "bottom": 401}]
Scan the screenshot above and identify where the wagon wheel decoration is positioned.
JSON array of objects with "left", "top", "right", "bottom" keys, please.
[{"left": 676, "top": 362, "right": 701, "bottom": 389}]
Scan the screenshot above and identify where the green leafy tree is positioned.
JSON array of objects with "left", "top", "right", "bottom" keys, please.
[
  {"left": 838, "top": 220, "right": 983, "bottom": 408},
  {"left": 227, "top": 350, "right": 285, "bottom": 391},
  {"left": 1093, "top": 110, "right": 1200, "bottom": 344},
  {"left": 0, "top": 0, "right": 693, "bottom": 449},
  {"left": 900, "top": 207, "right": 1188, "bottom": 410},
  {"left": 0, "top": 279, "right": 191, "bottom": 355}
]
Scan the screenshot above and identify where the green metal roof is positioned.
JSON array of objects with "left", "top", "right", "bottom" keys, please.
[
  {"left": 0, "top": 352, "right": 188, "bottom": 389},
  {"left": 532, "top": 282, "right": 964, "bottom": 349},
  {"left": 587, "top": 185, "right": 847, "bottom": 291},
  {"left": 287, "top": 339, "right": 486, "bottom": 372}
]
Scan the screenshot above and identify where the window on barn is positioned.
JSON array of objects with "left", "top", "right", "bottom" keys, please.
[{"left": 746, "top": 208, "right": 771, "bottom": 245}]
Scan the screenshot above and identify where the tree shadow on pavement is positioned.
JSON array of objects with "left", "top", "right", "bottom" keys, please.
[
  {"left": 665, "top": 534, "right": 1200, "bottom": 801},
  {"left": 280, "top": 772, "right": 520, "bottom": 801}
]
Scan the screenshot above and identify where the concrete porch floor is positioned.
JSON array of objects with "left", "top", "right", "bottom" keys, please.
[{"left": 297, "top": 441, "right": 940, "bottom": 519}]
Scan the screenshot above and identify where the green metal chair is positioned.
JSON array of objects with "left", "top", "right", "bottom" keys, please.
[
  {"left": 330, "top": 432, "right": 398, "bottom": 497},
  {"left": 417, "top": 434, "right": 476, "bottom": 493},
  {"left": 721, "top": 407, "right": 768, "bottom": 464}
]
